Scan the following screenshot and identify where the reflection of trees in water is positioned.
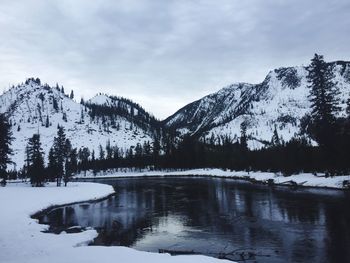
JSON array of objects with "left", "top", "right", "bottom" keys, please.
[
  {"left": 274, "top": 191, "right": 322, "bottom": 224},
  {"left": 323, "top": 196, "right": 350, "bottom": 263},
  {"left": 40, "top": 178, "right": 350, "bottom": 263}
]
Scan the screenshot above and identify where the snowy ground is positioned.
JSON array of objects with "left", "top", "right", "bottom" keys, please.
[
  {"left": 0, "top": 182, "right": 230, "bottom": 263},
  {"left": 75, "top": 168, "right": 350, "bottom": 190}
]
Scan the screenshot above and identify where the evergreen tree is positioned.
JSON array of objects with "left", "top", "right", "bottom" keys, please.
[
  {"left": 62, "top": 112, "right": 67, "bottom": 122},
  {"left": 48, "top": 147, "right": 59, "bottom": 182},
  {"left": 347, "top": 95, "right": 350, "bottom": 118},
  {"left": 63, "top": 139, "right": 76, "bottom": 186},
  {"left": 106, "top": 140, "right": 113, "bottom": 160},
  {"left": 135, "top": 143, "right": 142, "bottom": 158},
  {"left": 70, "top": 90, "right": 74, "bottom": 99},
  {"left": 53, "top": 98, "right": 59, "bottom": 112},
  {"left": 152, "top": 136, "right": 161, "bottom": 167},
  {"left": 26, "top": 134, "right": 45, "bottom": 186},
  {"left": 99, "top": 145, "right": 105, "bottom": 160},
  {"left": 143, "top": 141, "right": 151, "bottom": 157},
  {"left": 91, "top": 150, "right": 95, "bottom": 162},
  {"left": 307, "top": 54, "right": 340, "bottom": 146},
  {"left": 240, "top": 121, "right": 248, "bottom": 151},
  {"left": 271, "top": 126, "right": 280, "bottom": 146},
  {"left": 51, "top": 126, "right": 68, "bottom": 186},
  {"left": 0, "top": 114, "right": 13, "bottom": 182},
  {"left": 45, "top": 115, "right": 50, "bottom": 128}
]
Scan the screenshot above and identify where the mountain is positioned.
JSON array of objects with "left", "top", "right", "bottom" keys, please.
[
  {"left": 164, "top": 61, "right": 350, "bottom": 148},
  {"left": 0, "top": 78, "right": 159, "bottom": 169},
  {"left": 2, "top": 60, "right": 350, "bottom": 169}
]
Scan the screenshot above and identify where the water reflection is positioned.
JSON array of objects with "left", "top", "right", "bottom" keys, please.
[{"left": 38, "top": 177, "right": 350, "bottom": 263}]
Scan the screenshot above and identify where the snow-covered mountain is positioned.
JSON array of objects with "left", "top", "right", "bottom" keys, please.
[
  {"left": 0, "top": 79, "right": 158, "bottom": 169},
  {"left": 164, "top": 61, "right": 350, "bottom": 148},
  {"left": 2, "top": 60, "right": 350, "bottom": 169}
]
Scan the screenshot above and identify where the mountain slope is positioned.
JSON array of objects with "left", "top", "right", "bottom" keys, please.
[
  {"left": 0, "top": 79, "right": 157, "bottom": 169},
  {"left": 164, "top": 61, "right": 350, "bottom": 148}
]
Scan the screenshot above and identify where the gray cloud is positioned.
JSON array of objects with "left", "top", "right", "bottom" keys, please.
[{"left": 0, "top": 0, "right": 349, "bottom": 118}]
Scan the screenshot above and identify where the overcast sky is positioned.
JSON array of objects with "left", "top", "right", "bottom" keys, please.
[{"left": 0, "top": 0, "right": 349, "bottom": 119}]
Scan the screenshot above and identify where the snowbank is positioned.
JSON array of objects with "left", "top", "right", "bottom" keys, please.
[
  {"left": 0, "top": 182, "right": 230, "bottom": 263},
  {"left": 75, "top": 168, "right": 350, "bottom": 189}
]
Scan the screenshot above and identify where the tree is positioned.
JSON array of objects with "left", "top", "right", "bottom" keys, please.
[
  {"left": 70, "top": 90, "right": 74, "bottom": 99},
  {"left": 78, "top": 147, "right": 90, "bottom": 164},
  {"left": 26, "top": 134, "right": 45, "bottom": 187},
  {"left": 347, "top": 95, "right": 350, "bottom": 118},
  {"left": 53, "top": 98, "right": 59, "bottom": 112},
  {"left": 99, "top": 144, "right": 105, "bottom": 160},
  {"left": 240, "top": 121, "right": 248, "bottom": 151},
  {"left": 152, "top": 136, "right": 161, "bottom": 167},
  {"left": 307, "top": 54, "right": 340, "bottom": 147},
  {"left": 50, "top": 126, "right": 68, "bottom": 186},
  {"left": 106, "top": 140, "right": 113, "bottom": 160},
  {"left": 0, "top": 114, "right": 13, "bottom": 181},
  {"left": 63, "top": 139, "right": 77, "bottom": 186},
  {"left": 45, "top": 115, "right": 50, "bottom": 128},
  {"left": 271, "top": 126, "right": 280, "bottom": 146},
  {"left": 48, "top": 147, "right": 59, "bottom": 182}
]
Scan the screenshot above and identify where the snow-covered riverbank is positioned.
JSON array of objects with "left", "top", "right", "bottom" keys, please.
[
  {"left": 75, "top": 168, "right": 350, "bottom": 190},
  {"left": 0, "top": 182, "right": 230, "bottom": 263}
]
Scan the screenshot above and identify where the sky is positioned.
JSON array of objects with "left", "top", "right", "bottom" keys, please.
[{"left": 0, "top": 0, "right": 349, "bottom": 119}]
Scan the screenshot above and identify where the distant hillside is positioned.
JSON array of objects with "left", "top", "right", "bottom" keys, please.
[
  {"left": 164, "top": 61, "right": 350, "bottom": 148},
  {"left": 0, "top": 78, "right": 160, "bottom": 169}
]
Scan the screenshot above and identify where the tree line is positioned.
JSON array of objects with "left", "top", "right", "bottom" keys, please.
[{"left": 0, "top": 54, "right": 349, "bottom": 186}]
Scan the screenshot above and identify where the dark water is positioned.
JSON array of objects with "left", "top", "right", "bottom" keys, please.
[{"left": 37, "top": 177, "right": 350, "bottom": 262}]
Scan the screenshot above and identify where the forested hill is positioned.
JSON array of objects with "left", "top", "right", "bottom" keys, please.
[
  {"left": 0, "top": 78, "right": 161, "bottom": 169},
  {"left": 164, "top": 61, "right": 350, "bottom": 148},
  {"left": 86, "top": 94, "right": 161, "bottom": 135}
]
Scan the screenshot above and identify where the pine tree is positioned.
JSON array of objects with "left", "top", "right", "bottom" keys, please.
[
  {"left": 240, "top": 122, "right": 248, "bottom": 151},
  {"left": 48, "top": 147, "right": 59, "bottom": 182},
  {"left": 53, "top": 98, "right": 59, "bottom": 112},
  {"left": 70, "top": 90, "right": 74, "bottom": 99},
  {"left": 307, "top": 54, "right": 340, "bottom": 146},
  {"left": 99, "top": 144, "right": 105, "bottom": 160},
  {"left": 0, "top": 114, "right": 13, "bottom": 182},
  {"left": 112, "top": 146, "right": 119, "bottom": 160},
  {"left": 152, "top": 136, "right": 161, "bottom": 167},
  {"left": 26, "top": 134, "right": 45, "bottom": 187},
  {"left": 106, "top": 140, "right": 113, "bottom": 160},
  {"left": 271, "top": 126, "right": 280, "bottom": 146},
  {"left": 51, "top": 126, "right": 68, "bottom": 186},
  {"left": 91, "top": 150, "right": 95, "bottom": 162},
  {"left": 347, "top": 95, "right": 350, "bottom": 118},
  {"left": 45, "top": 115, "right": 50, "bottom": 128},
  {"left": 78, "top": 147, "right": 90, "bottom": 164},
  {"left": 63, "top": 139, "right": 76, "bottom": 186}
]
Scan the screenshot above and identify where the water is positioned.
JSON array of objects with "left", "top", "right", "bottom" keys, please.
[{"left": 37, "top": 177, "right": 350, "bottom": 262}]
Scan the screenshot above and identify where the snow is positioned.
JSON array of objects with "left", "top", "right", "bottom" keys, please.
[
  {"left": 75, "top": 168, "right": 350, "bottom": 189},
  {"left": 88, "top": 94, "right": 113, "bottom": 106},
  {"left": 0, "top": 182, "right": 230, "bottom": 263},
  {"left": 0, "top": 81, "right": 153, "bottom": 169},
  {"left": 166, "top": 63, "right": 350, "bottom": 149}
]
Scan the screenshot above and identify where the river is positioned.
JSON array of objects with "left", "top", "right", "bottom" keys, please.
[{"left": 37, "top": 177, "right": 350, "bottom": 262}]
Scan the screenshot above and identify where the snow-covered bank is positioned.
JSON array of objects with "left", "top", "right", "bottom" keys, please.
[
  {"left": 75, "top": 168, "right": 350, "bottom": 190},
  {"left": 0, "top": 182, "right": 230, "bottom": 263}
]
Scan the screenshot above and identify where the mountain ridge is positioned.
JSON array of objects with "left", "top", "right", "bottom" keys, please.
[
  {"left": 164, "top": 61, "right": 350, "bottom": 148},
  {"left": 1, "top": 60, "right": 350, "bottom": 169},
  {"left": 0, "top": 79, "right": 159, "bottom": 169}
]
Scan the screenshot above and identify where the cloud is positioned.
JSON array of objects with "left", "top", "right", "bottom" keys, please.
[{"left": 0, "top": 0, "right": 349, "bottom": 118}]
